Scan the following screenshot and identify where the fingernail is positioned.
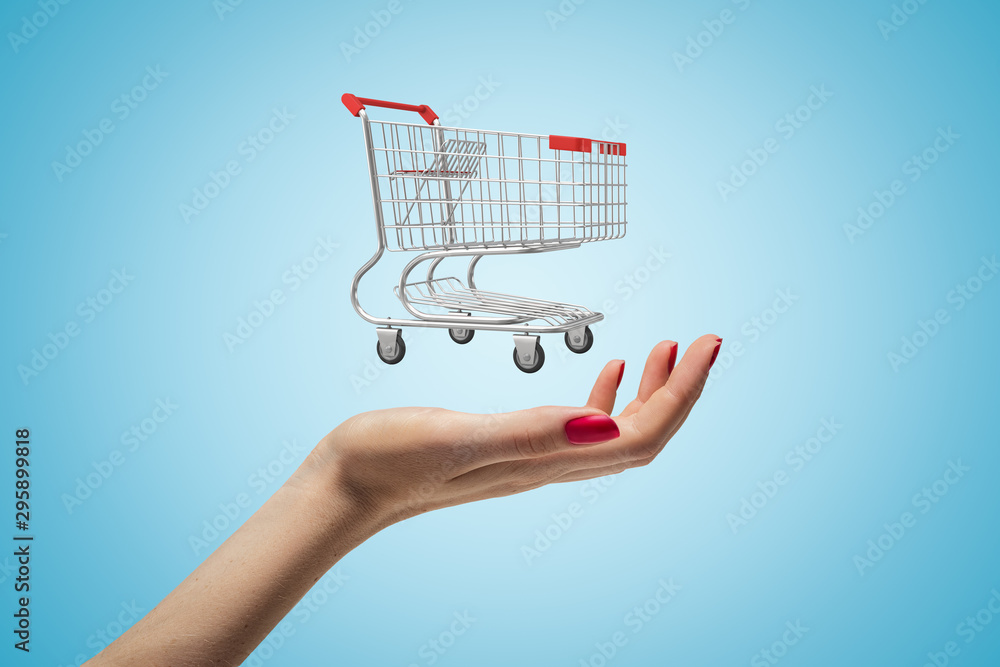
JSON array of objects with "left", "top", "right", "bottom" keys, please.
[
  {"left": 709, "top": 338, "right": 722, "bottom": 368},
  {"left": 565, "top": 415, "right": 620, "bottom": 445},
  {"left": 667, "top": 342, "right": 679, "bottom": 374},
  {"left": 616, "top": 362, "right": 625, "bottom": 389}
]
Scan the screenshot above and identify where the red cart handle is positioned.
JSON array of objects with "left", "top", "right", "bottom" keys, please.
[
  {"left": 549, "top": 135, "right": 626, "bottom": 156},
  {"left": 342, "top": 93, "right": 439, "bottom": 125}
]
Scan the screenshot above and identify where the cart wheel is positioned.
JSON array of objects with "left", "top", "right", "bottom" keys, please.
[
  {"left": 513, "top": 342, "right": 545, "bottom": 373},
  {"left": 564, "top": 326, "right": 594, "bottom": 354},
  {"left": 448, "top": 328, "right": 475, "bottom": 345},
  {"left": 376, "top": 331, "right": 406, "bottom": 365}
]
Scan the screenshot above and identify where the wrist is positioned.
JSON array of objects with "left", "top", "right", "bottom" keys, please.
[{"left": 287, "top": 440, "right": 397, "bottom": 558}]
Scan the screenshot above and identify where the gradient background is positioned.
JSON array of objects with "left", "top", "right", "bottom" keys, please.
[{"left": 3, "top": 0, "right": 999, "bottom": 665}]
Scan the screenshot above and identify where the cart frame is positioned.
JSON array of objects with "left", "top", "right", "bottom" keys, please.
[{"left": 342, "top": 94, "right": 627, "bottom": 372}]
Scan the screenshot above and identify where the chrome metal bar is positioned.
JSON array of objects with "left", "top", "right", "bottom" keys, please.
[
  {"left": 467, "top": 254, "right": 482, "bottom": 290},
  {"left": 346, "top": 109, "right": 624, "bottom": 338}
]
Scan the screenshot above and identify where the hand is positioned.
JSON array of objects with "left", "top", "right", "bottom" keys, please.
[
  {"left": 88, "top": 335, "right": 721, "bottom": 667},
  {"left": 302, "top": 335, "right": 722, "bottom": 527}
]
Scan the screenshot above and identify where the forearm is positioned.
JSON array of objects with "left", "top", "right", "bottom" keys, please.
[{"left": 88, "top": 457, "right": 381, "bottom": 666}]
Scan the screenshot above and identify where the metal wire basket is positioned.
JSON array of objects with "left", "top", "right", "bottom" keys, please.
[
  {"left": 374, "top": 119, "right": 626, "bottom": 250},
  {"left": 343, "top": 93, "right": 628, "bottom": 372}
]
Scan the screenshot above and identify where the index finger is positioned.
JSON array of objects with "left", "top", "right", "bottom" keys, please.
[{"left": 625, "top": 334, "right": 721, "bottom": 457}]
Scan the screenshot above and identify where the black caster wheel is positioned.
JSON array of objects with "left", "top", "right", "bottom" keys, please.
[
  {"left": 513, "top": 342, "right": 545, "bottom": 373},
  {"left": 376, "top": 331, "right": 406, "bottom": 365},
  {"left": 565, "top": 326, "right": 594, "bottom": 354},
  {"left": 449, "top": 328, "right": 475, "bottom": 344}
]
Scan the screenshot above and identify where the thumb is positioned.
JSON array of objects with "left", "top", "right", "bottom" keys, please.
[{"left": 464, "top": 406, "right": 621, "bottom": 466}]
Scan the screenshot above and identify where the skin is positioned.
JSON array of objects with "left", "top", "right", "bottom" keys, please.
[{"left": 87, "top": 335, "right": 720, "bottom": 666}]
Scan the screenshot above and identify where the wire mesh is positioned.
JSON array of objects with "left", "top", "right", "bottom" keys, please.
[{"left": 371, "top": 119, "right": 627, "bottom": 251}]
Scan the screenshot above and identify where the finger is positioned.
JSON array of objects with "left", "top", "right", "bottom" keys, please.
[
  {"left": 457, "top": 406, "right": 622, "bottom": 466},
  {"left": 619, "top": 340, "right": 678, "bottom": 418},
  {"left": 585, "top": 359, "right": 625, "bottom": 414},
  {"left": 626, "top": 335, "right": 721, "bottom": 458},
  {"left": 635, "top": 340, "right": 678, "bottom": 404},
  {"left": 651, "top": 335, "right": 722, "bottom": 444}
]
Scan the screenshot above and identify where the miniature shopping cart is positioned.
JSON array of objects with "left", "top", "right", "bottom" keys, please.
[{"left": 342, "top": 93, "right": 627, "bottom": 373}]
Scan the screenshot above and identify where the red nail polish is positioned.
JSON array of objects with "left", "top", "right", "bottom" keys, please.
[
  {"left": 709, "top": 338, "right": 722, "bottom": 368},
  {"left": 565, "top": 415, "right": 620, "bottom": 445},
  {"left": 666, "top": 342, "right": 678, "bottom": 374},
  {"left": 616, "top": 362, "right": 625, "bottom": 389}
]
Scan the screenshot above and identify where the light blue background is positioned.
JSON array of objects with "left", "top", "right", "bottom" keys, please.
[{"left": 2, "top": 0, "right": 998, "bottom": 665}]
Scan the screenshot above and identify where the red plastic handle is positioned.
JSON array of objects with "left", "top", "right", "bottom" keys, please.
[
  {"left": 549, "top": 135, "right": 627, "bottom": 156},
  {"left": 342, "top": 93, "right": 439, "bottom": 125}
]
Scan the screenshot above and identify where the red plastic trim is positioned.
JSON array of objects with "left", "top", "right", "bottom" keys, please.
[
  {"left": 549, "top": 135, "right": 592, "bottom": 152},
  {"left": 342, "top": 93, "right": 365, "bottom": 117},
  {"left": 341, "top": 93, "right": 439, "bottom": 125},
  {"left": 549, "top": 135, "right": 627, "bottom": 156},
  {"left": 596, "top": 141, "right": 627, "bottom": 156}
]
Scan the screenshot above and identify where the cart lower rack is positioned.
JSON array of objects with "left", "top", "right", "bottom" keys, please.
[{"left": 342, "top": 93, "right": 627, "bottom": 373}]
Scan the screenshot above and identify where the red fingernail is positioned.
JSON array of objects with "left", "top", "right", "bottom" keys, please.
[
  {"left": 709, "top": 338, "right": 722, "bottom": 368},
  {"left": 616, "top": 362, "right": 625, "bottom": 389},
  {"left": 565, "top": 415, "right": 620, "bottom": 445},
  {"left": 666, "top": 342, "right": 679, "bottom": 374}
]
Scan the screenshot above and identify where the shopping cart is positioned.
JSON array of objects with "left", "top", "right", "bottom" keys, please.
[{"left": 342, "top": 93, "right": 627, "bottom": 373}]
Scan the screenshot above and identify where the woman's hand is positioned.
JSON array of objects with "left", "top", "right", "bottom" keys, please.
[
  {"left": 88, "top": 335, "right": 720, "bottom": 667},
  {"left": 301, "top": 335, "right": 722, "bottom": 528}
]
